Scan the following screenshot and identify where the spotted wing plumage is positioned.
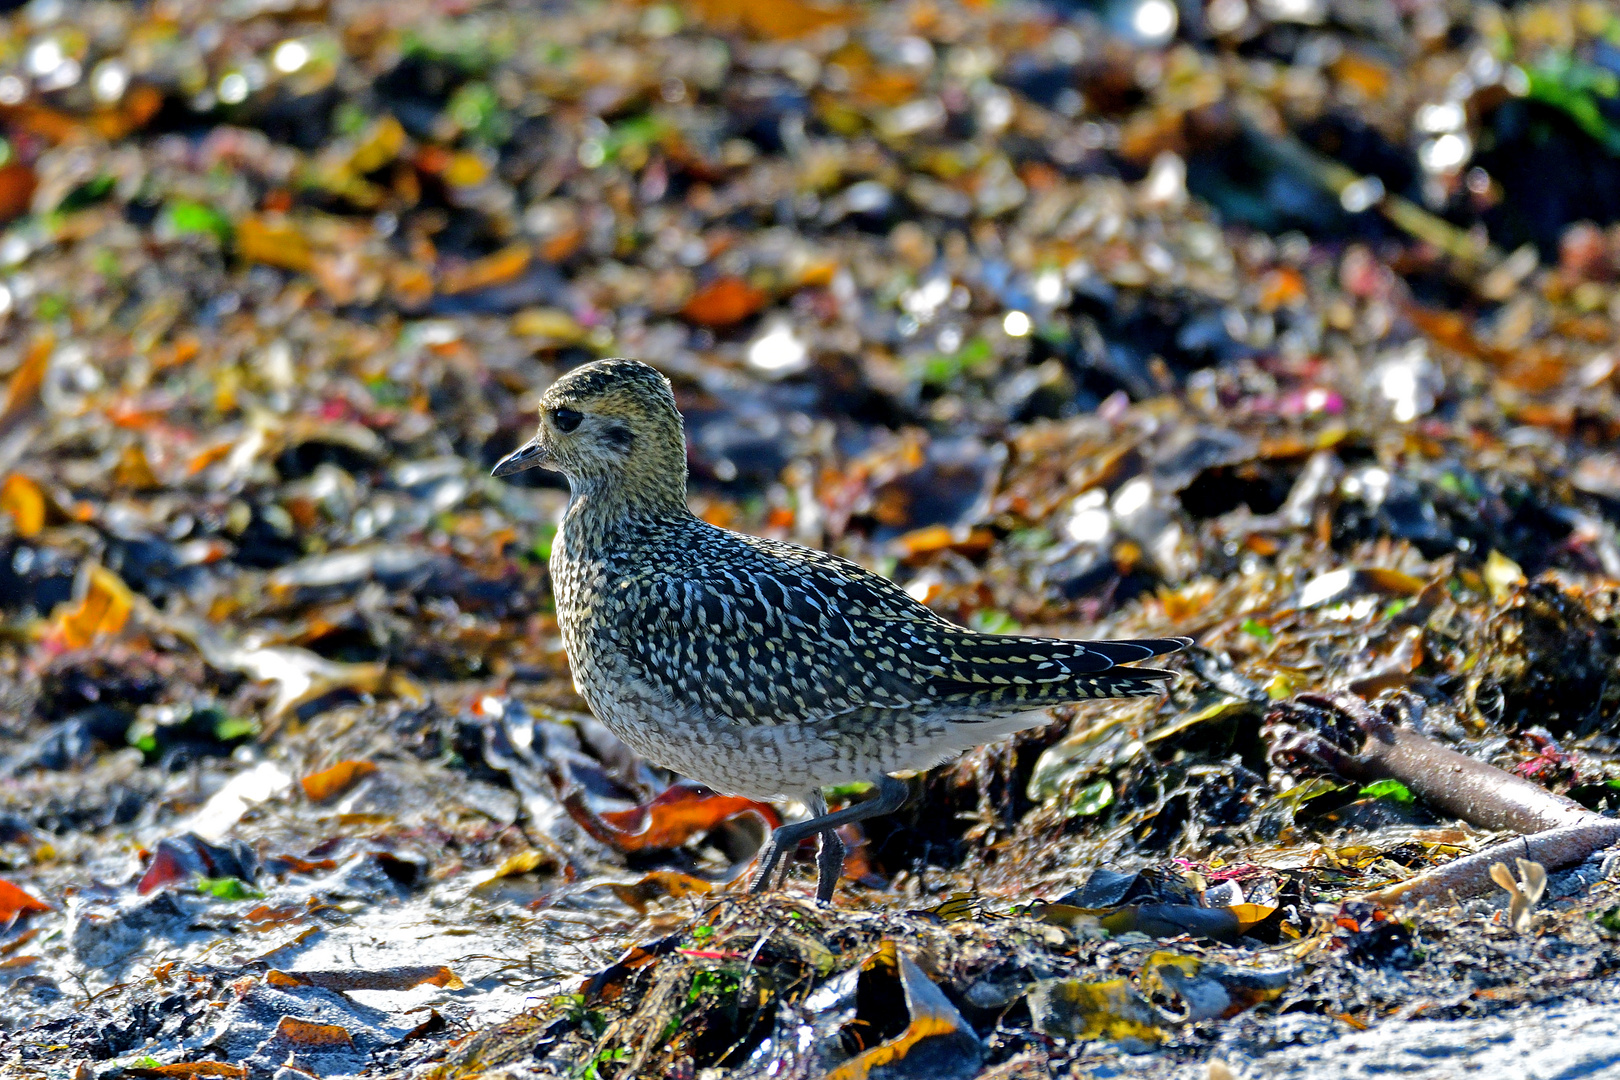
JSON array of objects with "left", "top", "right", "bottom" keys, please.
[{"left": 610, "top": 523, "right": 1187, "bottom": 727}]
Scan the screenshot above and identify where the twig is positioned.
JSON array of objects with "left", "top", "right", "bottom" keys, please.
[{"left": 1266, "top": 691, "right": 1620, "bottom": 905}]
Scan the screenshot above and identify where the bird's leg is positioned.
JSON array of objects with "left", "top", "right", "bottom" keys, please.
[
  {"left": 815, "top": 827, "right": 845, "bottom": 904},
  {"left": 749, "top": 776, "right": 908, "bottom": 900}
]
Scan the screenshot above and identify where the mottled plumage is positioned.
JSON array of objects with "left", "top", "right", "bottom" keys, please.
[{"left": 493, "top": 358, "right": 1188, "bottom": 899}]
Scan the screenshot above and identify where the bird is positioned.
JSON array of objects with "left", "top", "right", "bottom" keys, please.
[{"left": 493, "top": 358, "right": 1188, "bottom": 902}]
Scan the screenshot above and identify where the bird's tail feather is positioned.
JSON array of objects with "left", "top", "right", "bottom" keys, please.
[{"left": 930, "top": 634, "right": 1190, "bottom": 703}]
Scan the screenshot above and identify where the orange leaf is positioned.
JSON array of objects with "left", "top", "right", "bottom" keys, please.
[
  {"left": 126, "top": 1063, "right": 247, "bottom": 1079},
  {"left": 0, "top": 474, "right": 45, "bottom": 536},
  {"left": 1230, "top": 903, "right": 1280, "bottom": 931},
  {"left": 539, "top": 225, "right": 582, "bottom": 262},
  {"left": 237, "top": 215, "right": 314, "bottom": 273},
  {"left": 241, "top": 904, "right": 304, "bottom": 926},
  {"left": 437, "top": 244, "right": 531, "bottom": 295},
  {"left": 47, "top": 565, "right": 135, "bottom": 650},
  {"left": 0, "top": 878, "right": 49, "bottom": 926},
  {"left": 610, "top": 870, "right": 714, "bottom": 913},
  {"left": 1, "top": 333, "right": 51, "bottom": 423},
  {"left": 300, "top": 760, "right": 377, "bottom": 802},
  {"left": 680, "top": 0, "right": 854, "bottom": 39},
  {"left": 573, "top": 783, "right": 780, "bottom": 853},
  {"left": 112, "top": 443, "right": 161, "bottom": 490},
  {"left": 680, "top": 276, "right": 768, "bottom": 327},
  {"left": 271, "top": 1017, "right": 354, "bottom": 1047}
]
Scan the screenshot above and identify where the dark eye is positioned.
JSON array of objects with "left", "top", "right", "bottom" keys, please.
[{"left": 550, "top": 407, "right": 583, "bottom": 433}]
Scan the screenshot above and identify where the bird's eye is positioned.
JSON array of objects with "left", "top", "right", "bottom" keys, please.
[{"left": 550, "top": 407, "right": 583, "bottom": 433}]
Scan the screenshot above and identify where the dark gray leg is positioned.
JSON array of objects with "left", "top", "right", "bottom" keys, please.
[
  {"left": 815, "top": 827, "right": 845, "bottom": 904},
  {"left": 750, "top": 776, "right": 908, "bottom": 901}
]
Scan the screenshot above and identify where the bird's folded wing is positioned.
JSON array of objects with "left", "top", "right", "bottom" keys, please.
[{"left": 616, "top": 529, "right": 1188, "bottom": 726}]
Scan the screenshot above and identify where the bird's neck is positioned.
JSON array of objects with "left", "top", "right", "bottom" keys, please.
[{"left": 561, "top": 475, "right": 691, "bottom": 555}]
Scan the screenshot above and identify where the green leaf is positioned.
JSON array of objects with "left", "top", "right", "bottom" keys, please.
[
  {"left": 1359, "top": 779, "right": 1414, "bottom": 805},
  {"left": 1273, "top": 776, "right": 1345, "bottom": 809},
  {"left": 1526, "top": 55, "right": 1620, "bottom": 155},
  {"left": 1240, "top": 618, "right": 1274, "bottom": 642},
  {"left": 164, "top": 200, "right": 233, "bottom": 244},
  {"left": 447, "top": 82, "right": 510, "bottom": 143},
  {"left": 825, "top": 781, "right": 873, "bottom": 801},
  {"left": 530, "top": 522, "right": 558, "bottom": 562},
  {"left": 213, "top": 715, "right": 260, "bottom": 742},
  {"left": 1068, "top": 778, "right": 1114, "bottom": 817},
  {"left": 194, "top": 875, "right": 264, "bottom": 901},
  {"left": 690, "top": 924, "right": 713, "bottom": 941},
  {"left": 58, "top": 174, "right": 115, "bottom": 213},
  {"left": 969, "top": 609, "right": 1022, "bottom": 634}
]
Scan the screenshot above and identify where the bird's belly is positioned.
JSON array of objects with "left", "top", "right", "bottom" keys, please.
[
  {"left": 576, "top": 666, "right": 1058, "bottom": 800},
  {"left": 579, "top": 689, "right": 817, "bottom": 800}
]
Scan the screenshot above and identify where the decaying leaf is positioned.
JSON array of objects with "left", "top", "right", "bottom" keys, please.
[
  {"left": 570, "top": 783, "right": 780, "bottom": 854},
  {"left": 823, "top": 945, "right": 982, "bottom": 1080},
  {"left": 0, "top": 333, "right": 49, "bottom": 426},
  {"left": 1490, "top": 858, "right": 1548, "bottom": 933},
  {"left": 46, "top": 564, "right": 135, "bottom": 649},
  {"left": 300, "top": 760, "right": 378, "bottom": 802},
  {"left": 678, "top": 0, "right": 855, "bottom": 39},
  {"left": 1028, "top": 976, "right": 1163, "bottom": 1046},
  {"left": 610, "top": 870, "right": 715, "bottom": 912},
  {"left": 159, "top": 615, "right": 390, "bottom": 720},
  {"left": 1484, "top": 550, "right": 1527, "bottom": 604},
  {"left": 1139, "top": 952, "right": 1292, "bottom": 1021},
  {"left": 269, "top": 1016, "right": 355, "bottom": 1047},
  {"left": 267, "top": 965, "right": 465, "bottom": 992},
  {"left": 126, "top": 1063, "right": 248, "bottom": 1079}
]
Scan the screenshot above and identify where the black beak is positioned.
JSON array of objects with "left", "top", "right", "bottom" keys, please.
[{"left": 491, "top": 437, "right": 550, "bottom": 477}]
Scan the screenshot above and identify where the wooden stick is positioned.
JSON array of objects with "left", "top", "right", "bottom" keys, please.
[{"left": 1268, "top": 692, "right": 1619, "bottom": 905}]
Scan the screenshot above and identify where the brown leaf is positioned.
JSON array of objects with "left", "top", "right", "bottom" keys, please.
[
  {"left": 1360, "top": 567, "right": 1427, "bottom": 597},
  {"left": 300, "top": 760, "right": 377, "bottom": 802},
  {"left": 271, "top": 1017, "right": 355, "bottom": 1047},
  {"left": 126, "top": 1064, "right": 247, "bottom": 1079},
  {"left": 610, "top": 870, "right": 715, "bottom": 913},
  {"left": 237, "top": 215, "right": 315, "bottom": 273},
  {"left": 0, "top": 161, "right": 35, "bottom": 223},
  {"left": 680, "top": 276, "right": 768, "bottom": 327},
  {"left": 1, "top": 333, "right": 51, "bottom": 424},
  {"left": 267, "top": 965, "right": 464, "bottom": 992},
  {"left": 112, "top": 443, "right": 161, "bottom": 491},
  {"left": 0, "top": 927, "right": 40, "bottom": 956},
  {"left": 401, "top": 1009, "right": 447, "bottom": 1043}
]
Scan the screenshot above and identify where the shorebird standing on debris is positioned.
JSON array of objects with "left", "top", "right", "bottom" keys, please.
[{"left": 493, "top": 358, "right": 1188, "bottom": 902}]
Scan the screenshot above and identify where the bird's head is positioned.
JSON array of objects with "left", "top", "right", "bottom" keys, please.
[{"left": 492, "top": 358, "right": 688, "bottom": 510}]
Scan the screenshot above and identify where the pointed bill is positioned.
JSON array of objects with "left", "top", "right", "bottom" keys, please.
[{"left": 492, "top": 437, "right": 550, "bottom": 477}]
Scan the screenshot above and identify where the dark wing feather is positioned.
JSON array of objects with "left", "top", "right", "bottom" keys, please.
[{"left": 614, "top": 523, "right": 1188, "bottom": 725}]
